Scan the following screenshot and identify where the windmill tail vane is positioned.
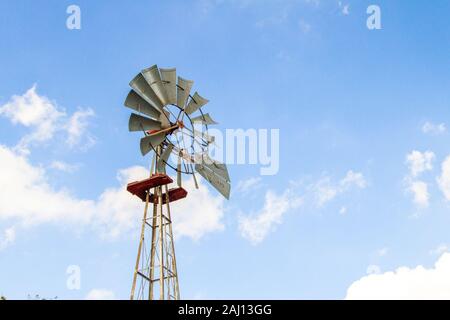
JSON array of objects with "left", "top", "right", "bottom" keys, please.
[{"left": 124, "top": 64, "right": 230, "bottom": 300}]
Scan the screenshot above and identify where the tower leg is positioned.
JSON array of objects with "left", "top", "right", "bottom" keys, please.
[
  {"left": 164, "top": 183, "right": 180, "bottom": 299},
  {"left": 148, "top": 200, "right": 157, "bottom": 300},
  {"left": 130, "top": 191, "right": 151, "bottom": 300}
]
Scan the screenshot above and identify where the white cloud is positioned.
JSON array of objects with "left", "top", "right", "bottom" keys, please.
[
  {"left": 406, "top": 150, "right": 435, "bottom": 177},
  {"left": 408, "top": 180, "right": 430, "bottom": 207},
  {"left": 430, "top": 244, "right": 449, "bottom": 256},
  {"left": 422, "top": 121, "right": 446, "bottom": 135},
  {"left": 236, "top": 177, "right": 262, "bottom": 193},
  {"left": 346, "top": 253, "right": 450, "bottom": 300},
  {"left": 0, "top": 85, "right": 63, "bottom": 134},
  {"left": 0, "top": 85, "right": 64, "bottom": 153},
  {"left": 377, "top": 247, "right": 389, "bottom": 257},
  {"left": 171, "top": 176, "right": 225, "bottom": 241},
  {"left": 85, "top": 289, "right": 115, "bottom": 300},
  {"left": 0, "top": 144, "right": 225, "bottom": 243},
  {"left": 0, "top": 144, "right": 95, "bottom": 226},
  {"left": 366, "top": 265, "right": 381, "bottom": 275},
  {"left": 298, "top": 19, "right": 311, "bottom": 34},
  {"left": 437, "top": 155, "right": 450, "bottom": 201},
  {"left": 239, "top": 188, "right": 303, "bottom": 245},
  {"left": 340, "top": 170, "right": 367, "bottom": 190},
  {"left": 0, "top": 85, "right": 95, "bottom": 153},
  {"left": 342, "top": 5, "right": 350, "bottom": 15},
  {"left": 339, "top": 206, "right": 347, "bottom": 215},
  {"left": 0, "top": 227, "right": 15, "bottom": 250},
  {"left": 313, "top": 177, "right": 338, "bottom": 206},
  {"left": 404, "top": 151, "right": 435, "bottom": 208},
  {"left": 65, "top": 108, "right": 96, "bottom": 149},
  {"left": 238, "top": 170, "right": 366, "bottom": 244},
  {"left": 313, "top": 170, "right": 367, "bottom": 207},
  {"left": 338, "top": 2, "right": 350, "bottom": 15},
  {"left": 93, "top": 166, "right": 148, "bottom": 239},
  {"left": 50, "top": 160, "right": 79, "bottom": 173}
]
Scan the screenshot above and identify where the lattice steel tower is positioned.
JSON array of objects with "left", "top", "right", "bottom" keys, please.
[{"left": 129, "top": 152, "right": 183, "bottom": 300}]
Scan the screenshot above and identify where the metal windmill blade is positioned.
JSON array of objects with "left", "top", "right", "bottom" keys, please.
[
  {"left": 195, "top": 153, "right": 230, "bottom": 182},
  {"left": 177, "top": 152, "right": 182, "bottom": 187},
  {"left": 193, "top": 129, "right": 215, "bottom": 145},
  {"left": 190, "top": 113, "right": 218, "bottom": 125},
  {"left": 159, "top": 109, "right": 171, "bottom": 129},
  {"left": 140, "top": 132, "right": 167, "bottom": 156},
  {"left": 125, "top": 90, "right": 162, "bottom": 120},
  {"left": 142, "top": 65, "right": 169, "bottom": 106},
  {"left": 184, "top": 92, "right": 209, "bottom": 115},
  {"left": 177, "top": 77, "right": 194, "bottom": 108},
  {"left": 195, "top": 163, "right": 231, "bottom": 199},
  {"left": 156, "top": 143, "right": 174, "bottom": 173},
  {"left": 211, "top": 163, "right": 230, "bottom": 182},
  {"left": 160, "top": 68, "right": 177, "bottom": 105},
  {"left": 130, "top": 73, "right": 164, "bottom": 112},
  {"left": 129, "top": 113, "right": 162, "bottom": 132},
  {"left": 190, "top": 163, "right": 199, "bottom": 189}
]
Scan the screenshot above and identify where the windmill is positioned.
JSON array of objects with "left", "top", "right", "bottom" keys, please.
[{"left": 124, "top": 65, "right": 230, "bottom": 300}]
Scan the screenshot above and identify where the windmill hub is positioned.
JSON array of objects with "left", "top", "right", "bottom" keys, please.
[{"left": 177, "top": 120, "right": 185, "bottom": 129}]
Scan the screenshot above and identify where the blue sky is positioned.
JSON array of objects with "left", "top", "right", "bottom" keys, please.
[{"left": 1, "top": 0, "right": 450, "bottom": 299}]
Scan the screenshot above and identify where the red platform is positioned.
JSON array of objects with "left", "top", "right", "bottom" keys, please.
[
  {"left": 126, "top": 174, "right": 187, "bottom": 203},
  {"left": 149, "top": 187, "right": 188, "bottom": 204}
]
